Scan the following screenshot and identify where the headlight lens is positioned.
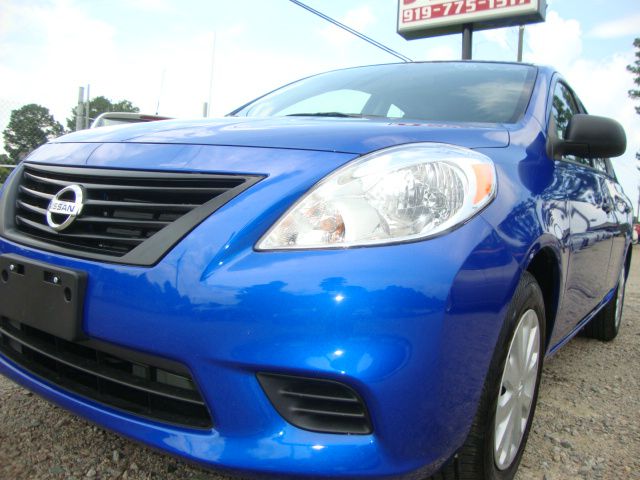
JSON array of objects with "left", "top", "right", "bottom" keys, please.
[{"left": 257, "top": 143, "right": 496, "bottom": 250}]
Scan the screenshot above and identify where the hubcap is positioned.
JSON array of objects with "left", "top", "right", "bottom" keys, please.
[
  {"left": 494, "top": 309, "right": 541, "bottom": 470},
  {"left": 614, "top": 267, "right": 626, "bottom": 330}
]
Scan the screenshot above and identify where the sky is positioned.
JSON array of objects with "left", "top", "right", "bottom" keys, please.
[{"left": 1, "top": 0, "right": 639, "bottom": 211}]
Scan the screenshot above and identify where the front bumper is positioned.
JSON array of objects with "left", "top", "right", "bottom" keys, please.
[
  {"left": 0, "top": 209, "right": 518, "bottom": 479},
  {"left": 0, "top": 143, "right": 521, "bottom": 479}
]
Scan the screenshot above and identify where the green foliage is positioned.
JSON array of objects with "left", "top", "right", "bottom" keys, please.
[
  {"left": 552, "top": 94, "right": 572, "bottom": 137},
  {"left": 2, "top": 104, "right": 64, "bottom": 164},
  {"left": 66, "top": 96, "right": 139, "bottom": 131},
  {"left": 627, "top": 38, "right": 640, "bottom": 162},
  {"left": 627, "top": 38, "right": 640, "bottom": 114},
  {"left": 0, "top": 168, "right": 11, "bottom": 185},
  {"left": 0, "top": 153, "right": 13, "bottom": 184}
]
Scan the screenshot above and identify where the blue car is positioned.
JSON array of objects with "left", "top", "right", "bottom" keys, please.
[{"left": 0, "top": 61, "right": 631, "bottom": 479}]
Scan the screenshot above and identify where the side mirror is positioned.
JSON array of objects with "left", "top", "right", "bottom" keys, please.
[{"left": 552, "top": 114, "right": 626, "bottom": 159}]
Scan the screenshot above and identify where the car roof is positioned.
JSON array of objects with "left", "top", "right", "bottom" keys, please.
[{"left": 313, "top": 59, "right": 550, "bottom": 72}]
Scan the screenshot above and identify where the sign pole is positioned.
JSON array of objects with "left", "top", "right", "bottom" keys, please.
[
  {"left": 75, "top": 87, "right": 84, "bottom": 132},
  {"left": 85, "top": 84, "right": 91, "bottom": 129},
  {"left": 462, "top": 24, "right": 472, "bottom": 60},
  {"left": 517, "top": 26, "right": 525, "bottom": 62}
]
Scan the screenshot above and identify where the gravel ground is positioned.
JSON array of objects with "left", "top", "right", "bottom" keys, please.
[{"left": 1, "top": 248, "right": 639, "bottom": 480}]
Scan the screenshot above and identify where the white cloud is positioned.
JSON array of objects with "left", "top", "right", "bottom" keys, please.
[
  {"left": 526, "top": 11, "right": 582, "bottom": 67},
  {"left": 474, "top": 26, "right": 523, "bottom": 61},
  {"left": 590, "top": 14, "right": 640, "bottom": 39},
  {"left": 126, "top": 0, "right": 175, "bottom": 13},
  {"left": 424, "top": 45, "right": 457, "bottom": 60},
  {"left": 478, "top": 28, "right": 511, "bottom": 51},
  {"left": 119, "top": 25, "right": 337, "bottom": 119},
  {"left": 1, "top": 1, "right": 637, "bottom": 214},
  {"left": 566, "top": 54, "right": 640, "bottom": 207},
  {"left": 525, "top": 10, "right": 640, "bottom": 214},
  {"left": 318, "top": 5, "right": 377, "bottom": 47},
  {"left": 0, "top": 0, "right": 117, "bottom": 129},
  {"left": 0, "top": 1, "right": 330, "bottom": 129}
]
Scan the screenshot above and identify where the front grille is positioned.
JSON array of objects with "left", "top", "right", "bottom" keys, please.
[
  {"left": 258, "top": 373, "right": 373, "bottom": 435},
  {"left": 4, "top": 163, "right": 261, "bottom": 265},
  {"left": 0, "top": 318, "right": 212, "bottom": 429}
]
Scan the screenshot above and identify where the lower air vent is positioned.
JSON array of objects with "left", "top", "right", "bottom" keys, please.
[
  {"left": 257, "top": 373, "right": 372, "bottom": 435},
  {"left": 0, "top": 318, "right": 212, "bottom": 429}
]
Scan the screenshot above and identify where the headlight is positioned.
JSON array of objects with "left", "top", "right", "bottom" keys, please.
[{"left": 256, "top": 143, "right": 496, "bottom": 250}]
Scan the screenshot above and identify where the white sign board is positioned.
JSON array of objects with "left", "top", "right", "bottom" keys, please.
[{"left": 398, "top": 0, "right": 546, "bottom": 39}]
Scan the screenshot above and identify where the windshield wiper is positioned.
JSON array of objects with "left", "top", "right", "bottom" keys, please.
[{"left": 285, "top": 112, "right": 363, "bottom": 118}]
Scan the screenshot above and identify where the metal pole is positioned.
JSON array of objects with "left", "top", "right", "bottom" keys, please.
[
  {"left": 156, "top": 69, "right": 166, "bottom": 115},
  {"left": 462, "top": 24, "right": 473, "bottom": 60},
  {"left": 637, "top": 184, "right": 639, "bottom": 222},
  {"left": 85, "top": 84, "right": 91, "bottom": 129},
  {"left": 203, "top": 102, "right": 209, "bottom": 118},
  {"left": 517, "top": 26, "right": 525, "bottom": 62},
  {"left": 75, "top": 87, "right": 85, "bottom": 132},
  {"left": 207, "top": 32, "right": 216, "bottom": 118}
]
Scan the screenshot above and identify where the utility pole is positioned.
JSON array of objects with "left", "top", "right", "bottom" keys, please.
[
  {"left": 517, "top": 26, "right": 525, "bottom": 62},
  {"left": 206, "top": 32, "right": 217, "bottom": 118},
  {"left": 75, "top": 87, "right": 85, "bottom": 132},
  {"left": 156, "top": 68, "right": 166, "bottom": 115},
  {"left": 462, "top": 24, "right": 473, "bottom": 60},
  {"left": 85, "top": 84, "right": 91, "bottom": 129}
]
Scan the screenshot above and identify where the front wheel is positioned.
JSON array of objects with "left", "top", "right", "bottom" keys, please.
[
  {"left": 493, "top": 308, "right": 541, "bottom": 471},
  {"left": 583, "top": 264, "right": 626, "bottom": 342},
  {"left": 432, "top": 272, "right": 545, "bottom": 480}
]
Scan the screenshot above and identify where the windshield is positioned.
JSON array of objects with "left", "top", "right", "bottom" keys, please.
[{"left": 232, "top": 62, "right": 537, "bottom": 124}]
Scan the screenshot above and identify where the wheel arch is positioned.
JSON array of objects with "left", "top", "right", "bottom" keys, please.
[
  {"left": 624, "top": 244, "right": 633, "bottom": 280},
  {"left": 523, "top": 241, "right": 563, "bottom": 352}
]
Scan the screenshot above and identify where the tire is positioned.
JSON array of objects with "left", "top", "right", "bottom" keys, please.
[
  {"left": 582, "top": 264, "right": 626, "bottom": 342},
  {"left": 430, "top": 271, "right": 546, "bottom": 480}
]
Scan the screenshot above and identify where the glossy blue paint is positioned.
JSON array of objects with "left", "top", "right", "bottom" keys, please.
[
  {"left": 0, "top": 63, "right": 631, "bottom": 479},
  {"left": 547, "top": 287, "right": 616, "bottom": 357},
  {"left": 55, "top": 116, "right": 509, "bottom": 154}
]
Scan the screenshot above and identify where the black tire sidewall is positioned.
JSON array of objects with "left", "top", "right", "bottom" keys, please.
[
  {"left": 584, "top": 264, "right": 626, "bottom": 342},
  {"left": 611, "top": 266, "right": 627, "bottom": 336},
  {"left": 482, "top": 272, "right": 546, "bottom": 480}
]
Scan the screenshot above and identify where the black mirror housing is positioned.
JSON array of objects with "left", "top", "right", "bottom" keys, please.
[{"left": 553, "top": 114, "right": 626, "bottom": 159}]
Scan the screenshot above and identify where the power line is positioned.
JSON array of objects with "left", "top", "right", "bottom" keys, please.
[{"left": 288, "top": 0, "right": 412, "bottom": 63}]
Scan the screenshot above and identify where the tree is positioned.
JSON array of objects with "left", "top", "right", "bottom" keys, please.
[
  {"left": 0, "top": 153, "right": 11, "bottom": 184},
  {"left": 2, "top": 104, "right": 64, "bottom": 164},
  {"left": 627, "top": 38, "right": 640, "bottom": 162},
  {"left": 66, "top": 96, "right": 139, "bottom": 131}
]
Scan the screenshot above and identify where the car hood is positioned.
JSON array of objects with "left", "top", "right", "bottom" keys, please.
[{"left": 54, "top": 116, "right": 509, "bottom": 154}]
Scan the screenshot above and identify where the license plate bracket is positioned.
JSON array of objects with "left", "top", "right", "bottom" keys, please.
[{"left": 0, "top": 254, "right": 87, "bottom": 341}]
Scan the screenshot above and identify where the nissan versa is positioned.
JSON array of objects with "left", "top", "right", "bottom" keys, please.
[{"left": 0, "top": 62, "right": 631, "bottom": 479}]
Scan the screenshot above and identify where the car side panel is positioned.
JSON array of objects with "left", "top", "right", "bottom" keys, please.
[
  {"left": 604, "top": 177, "right": 632, "bottom": 288},
  {"left": 556, "top": 162, "right": 614, "bottom": 330}
]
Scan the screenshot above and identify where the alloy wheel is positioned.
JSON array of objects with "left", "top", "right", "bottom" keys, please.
[{"left": 493, "top": 309, "right": 541, "bottom": 470}]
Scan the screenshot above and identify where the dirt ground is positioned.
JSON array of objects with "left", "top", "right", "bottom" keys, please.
[
  {"left": 514, "top": 246, "right": 640, "bottom": 480},
  {"left": 1, "top": 248, "right": 638, "bottom": 480}
]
